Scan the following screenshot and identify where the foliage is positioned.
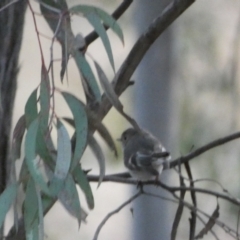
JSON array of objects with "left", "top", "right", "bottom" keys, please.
[{"left": 0, "top": 0, "right": 126, "bottom": 239}]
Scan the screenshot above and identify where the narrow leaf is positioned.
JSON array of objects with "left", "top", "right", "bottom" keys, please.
[
  {"left": 69, "top": 5, "right": 124, "bottom": 44},
  {"left": 12, "top": 115, "right": 26, "bottom": 161},
  {"left": 36, "top": 187, "right": 44, "bottom": 240},
  {"left": 73, "top": 51, "right": 101, "bottom": 102},
  {"left": 40, "top": 0, "right": 73, "bottom": 81},
  {"left": 88, "top": 134, "right": 105, "bottom": 188},
  {"left": 55, "top": 120, "right": 71, "bottom": 179},
  {"left": 86, "top": 12, "right": 114, "bottom": 70},
  {"left": 25, "top": 118, "right": 50, "bottom": 195},
  {"left": 49, "top": 120, "right": 72, "bottom": 195},
  {"left": 24, "top": 178, "right": 39, "bottom": 240},
  {"left": 0, "top": 184, "right": 18, "bottom": 229},
  {"left": 39, "top": 64, "right": 51, "bottom": 130},
  {"left": 58, "top": 175, "right": 82, "bottom": 226},
  {"left": 19, "top": 159, "right": 29, "bottom": 191},
  {"left": 25, "top": 89, "right": 38, "bottom": 127},
  {"left": 73, "top": 165, "right": 94, "bottom": 209},
  {"left": 94, "top": 60, "right": 123, "bottom": 111},
  {"left": 86, "top": 110, "right": 117, "bottom": 156},
  {"left": 62, "top": 92, "right": 88, "bottom": 170}
]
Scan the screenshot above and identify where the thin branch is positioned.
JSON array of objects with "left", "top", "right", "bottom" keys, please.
[
  {"left": 0, "top": 0, "right": 19, "bottom": 12},
  {"left": 171, "top": 164, "right": 186, "bottom": 240},
  {"left": 85, "top": 0, "right": 133, "bottom": 45},
  {"left": 87, "top": 175, "right": 240, "bottom": 206},
  {"left": 195, "top": 214, "right": 220, "bottom": 240},
  {"left": 169, "top": 131, "right": 240, "bottom": 169},
  {"left": 184, "top": 162, "right": 197, "bottom": 240},
  {"left": 92, "top": 191, "right": 141, "bottom": 240},
  {"left": 144, "top": 190, "right": 237, "bottom": 239}
]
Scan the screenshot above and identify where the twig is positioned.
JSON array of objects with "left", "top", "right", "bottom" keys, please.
[
  {"left": 92, "top": 190, "right": 141, "bottom": 240},
  {"left": 237, "top": 208, "right": 240, "bottom": 240},
  {"left": 144, "top": 190, "right": 236, "bottom": 239},
  {"left": 171, "top": 164, "right": 186, "bottom": 240},
  {"left": 85, "top": 0, "right": 133, "bottom": 45},
  {"left": 169, "top": 131, "right": 240, "bottom": 169},
  {"left": 195, "top": 214, "right": 220, "bottom": 240},
  {"left": 184, "top": 162, "right": 197, "bottom": 240},
  {"left": 0, "top": 0, "right": 19, "bottom": 12},
  {"left": 171, "top": 192, "right": 238, "bottom": 239}
]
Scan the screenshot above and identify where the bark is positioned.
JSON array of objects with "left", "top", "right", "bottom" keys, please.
[{"left": 0, "top": 0, "right": 27, "bottom": 238}]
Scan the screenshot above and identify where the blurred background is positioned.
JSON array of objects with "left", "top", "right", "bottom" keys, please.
[{"left": 7, "top": 0, "right": 240, "bottom": 239}]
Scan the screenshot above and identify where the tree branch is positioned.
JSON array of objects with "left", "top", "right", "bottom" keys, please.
[
  {"left": 169, "top": 131, "right": 240, "bottom": 168},
  {"left": 87, "top": 175, "right": 240, "bottom": 206},
  {"left": 97, "top": 0, "right": 196, "bottom": 121}
]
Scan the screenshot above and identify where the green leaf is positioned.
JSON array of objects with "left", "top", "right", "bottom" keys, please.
[
  {"left": 73, "top": 165, "right": 94, "bottom": 209},
  {"left": 49, "top": 120, "right": 72, "bottom": 195},
  {"left": 58, "top": 175, "right": 82, "bottom": 226},
  {"left": 40, "top": 0, "right": 68, "bottom": 41},
  {"left": 12, "top": 115, "right": 26, "bottom": 161},
  {"left": 86, "top": 12, "right": 114, "bottom": 71},
  {"left": 0, "top": 184, "right": 18, "bottom": 229},
  {"left": 25, "top": 89, "right": 38, "bottom": 127},
  {"left": 19, "top": 159, "right": 29, "bottom": 191},
  {"left": 55, "top": 120, "right": 71, "bottom": 179},
  {"left": 62, "top": 92, "right": 88, "bottom": 170},
  {"left": 24, "top": 178, "right": 39, "bottom": 240},
  {"left": 39, "top": 65, "right": 50, "bottom": 131},
  {"left": 25, "top": 118, "right": 50, "bottom": 195},
  {"left": 40, "top": 0, "right": 74, "bottom": 81},
  {"left": 36, "top": 130, "right": 55, "bottom": 171},
  {"left": 69, "top": 5, "right": 124, "bottom": 44},
  {"left": 36, "top": 187, "right": 44, "bottom": 240},
  {"left": 94, "top": 60, "right": 123, "bottom": 111},
  {"left": 88, "top": 134, "right": 105, "bottom": 188},
  {"left": 73, "top": 51, "right": 101, "bottom": 102}
]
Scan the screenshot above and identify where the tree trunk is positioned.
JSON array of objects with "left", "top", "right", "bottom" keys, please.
[{"left": 0, "top": 0, "right": 27, "bottom": 238}]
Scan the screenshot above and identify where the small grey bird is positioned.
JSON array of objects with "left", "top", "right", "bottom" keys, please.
[{"left": 119, "top": 128, "right": 171, "bottom": 181}]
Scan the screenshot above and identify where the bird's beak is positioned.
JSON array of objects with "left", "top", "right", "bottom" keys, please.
[{"left": 116, "top": 138, "right": 122, "bottom": 142}]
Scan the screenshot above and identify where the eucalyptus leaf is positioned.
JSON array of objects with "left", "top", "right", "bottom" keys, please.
[
  {"left": 40, "top": 0, "right": 74, "bottom": 81},
  {"left": 58, "top": 175, "right": 82, "bottom": 226},
  {"left": 73, "top": 51, "right": 101, "bottom": 103},
  {"left": 39, "top": 65, "right": 51, "bottom": 130},
  {"left": 69, "top": 5, "right": 124, "bottom": 44},
  {"left": 0, "top": 184, "right": 18, "bottom": 229},
  {"left": 12, "top": 115, "right": 26, "bottom": 161},
  {"left": 62, "top": 92, "right": 88, "bottom": 170},
  {"left": 25, "top": 118, "right": 50, "bottom": 195},
  {"left": 55, "top": 119, "right": 71, "bottom": 179},
  {"left": 25, "top": 89, "right": 38, "bottom": 127},
  {"left": 88, "top": 134, "right": 105, "bottom": 188},
  {"left": 24, "top": 178, "right": 39, "bottom": 240},
  {"left": 86, "top": 12, "right": 114, "bottom": 71},
  {"left": 73, "top": 165, "right": 94, "bottom": 209},
  {"left": 49, "top": 120, "right": 72, "bottom": 195},
  {"left": 94, "top": 60, "right": 123, "bottom": 111}
]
